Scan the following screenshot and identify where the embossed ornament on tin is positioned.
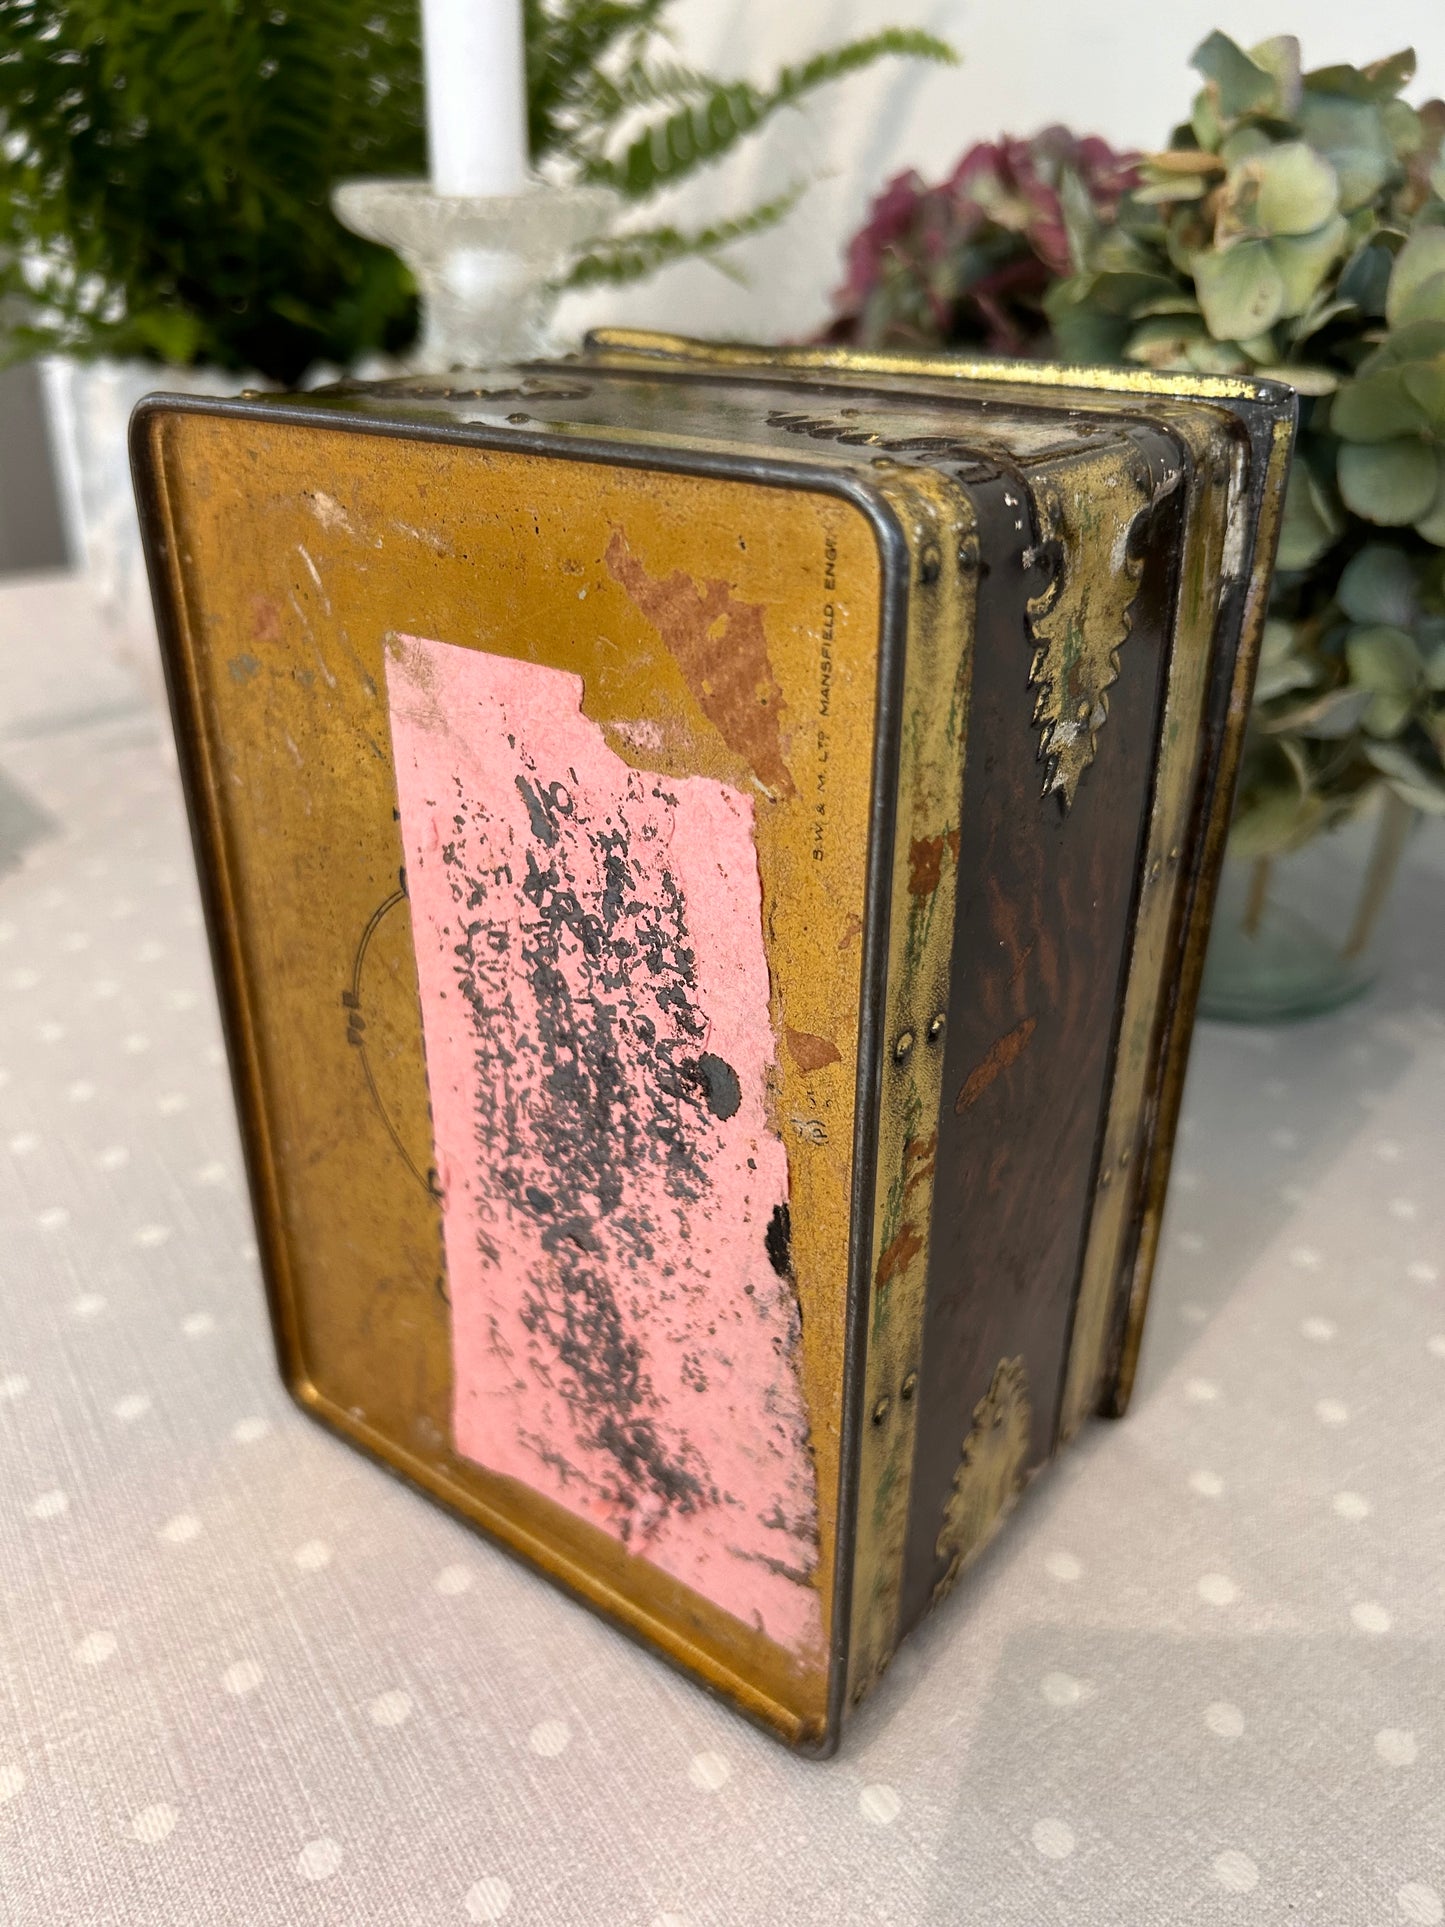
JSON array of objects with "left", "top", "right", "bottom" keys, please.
[{"left": 385, "top": 632, "right": 822, "bottom": 1655}]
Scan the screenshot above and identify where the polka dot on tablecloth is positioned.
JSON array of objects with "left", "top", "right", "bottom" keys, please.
[
  {"left": 37, "top": 1206, "right": 68, "bottom": 1231},
  {"left": 181, "top": 1313, "right": 214, "bottom": 1339},
  {"left": 134, "top": 1223, "right": 171, "bottom": 1249},
  {"left": 1198, "top": 1574, "right": 1238, "bottom": 1607},
  {"left": 858, "top": 1784, "right": 900, "bottom": 1825},
  {"left": 294, "top": 1540, "right": 332, "bottom": 1572},
  {"left": 1184, "top": 1377, "right": 1220, "bottom": 1404},
  {"left": 434, "top": 1564, "right": 472, "bottom": 1596},
  {"left": 1045, "top": 1551, "right": 1082, "bottom": 1582},
  {"left": 369, "top": 1691, "right": 413, "bottom": 1730},
  {"left": 96, "top": 1145, "right": 129, "bottom": 1171},
  {"left": 73, "top": 1631, "right": 116, "bottom": 1666},
  {"left": 1334, "top": 1491, "right": 1372, "bottom": 1520},
  {"left": 1205, "top": 1702, "right": 1245, "bottom": 1739},
  {"left": 1031, "top": 1818, "right": 1074, "bottom": 1860},
  {"left": 113, "top": 1394, "right": 151, "bottom": 1423},
  {"left": 27, "top": 1490, "right": 68, "bottom": 1521},
  {"left": 194, "top": 1161, "right": 227, "bottom": 1185},
  {"left": 1376, "top": 1729, "right": 1418, "bottom": 1767},
  {"left": 1213, "top": 1849, "right": 1260, "bottom": 1893},
  {"left": 230, "top": 1417, "right": 270, "bottom": 1446},
  {"left": 130, "top": 1804, "right": 177, "bottom": 1845},
  {"left": 0, "top": 1373, "right": 30, "bottom": 1400},
  {"left": 72, "top": 1293, "right": 106, "bottom": 1320},
  {"left": 687, "top": 1752, "right": 730, "bottom": 1792},
  {"left": 1427, "top": 1336, "right": 1445, "bottom": 1361},
  {"left": 1190, "top": 1470, "right": 1224, "bottom": 1498},
  {"left": 464, "top": 1875, "right": 513, "bottom": 1920},
  {"left": 1316, "top": 1399, "right": 1350, "bottom": 1426},
  {"left": 1289, "top": 1245, "right": 1321, "bottom": 1270},
  {"left": 221, "top": 1660, "right": 264, "bottom": 1697},
  {"left": 1040, "top": 1673, "right": 1085, "bottom": 1708},
  {"left": 1399, "top": 1883, "right": 1444, "bottom": 1925},
  {"left": 160, "top": 1514, "right": 201, "bottom": 1546},
  {"left": 1351, "top": 1601, "right": 1392, "bottom": 1635},
  {"left": 297, "top": 1838, "right": 343, "bottom": 1882},
  {"left": 1302, "top": 1317, "right": 1337, "bottom": 1342},
  {"left": 527, "top": 1719, "right": 569, "bottom": 1757}
]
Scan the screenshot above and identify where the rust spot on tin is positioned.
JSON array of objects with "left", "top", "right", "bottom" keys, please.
[
  {"left": 227, "top": 653, "right": 261, "bottom": 684},
  {"left": 876, "top": 1222, "right": 924, "bottom": 1288},
  {"left": 837, "top": 912, "right": 864, "bottom": 950},
  {"left": 605, "top": 529, "right": 797, "bottom": 799},
  {"left": 249, "top": 594, "right": 281, "bottom": 644},
  {"left": 955, "top": 1016, "right": 1037, "bottom": 1114},
  {"left": 903, "top": 1132, "right": 937, "bottom": 1194},
  {"left": 907, "top": 828, "right": 960, "bottom": 896},
  {"left": 785, "top": 1026, "right": 841, "bottom": 1074}
]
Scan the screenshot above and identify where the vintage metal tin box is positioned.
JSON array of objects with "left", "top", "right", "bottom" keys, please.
[{"left": 132, "top": 331, "right": 1293, "bottom": 1753}]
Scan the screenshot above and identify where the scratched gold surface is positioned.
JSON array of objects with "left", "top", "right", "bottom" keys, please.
[
  {"left": 142, "top": 412, "right": 883, "bottom": 1743},
  {"left": 844, "top": 467, "right": 974, "bottom": 1708}
]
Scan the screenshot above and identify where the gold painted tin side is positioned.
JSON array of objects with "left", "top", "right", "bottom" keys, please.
[
  {"left": 135, "top": 405, "right": 889, "bottom": 1748},
  {"left": 1055, "top": 412, "right": 1233, "bottom": 1440},
  {"left": 583, "top": 328, "right": 1275, "bottom": 405},
  {"left": 1058, "top": 409, "right": 1292, "bottom": 1436},
  {"left": 844, "top": 467, "right": 975, "bottom": 1708},
  {"left": 1106, "top": 415, "right": 1294, "bottom": 1415}
]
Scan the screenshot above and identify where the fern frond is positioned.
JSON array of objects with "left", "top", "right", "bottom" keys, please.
[
  {"left": 580, "top": 28, "right": 957, "bottom": 197},
  {"left": 526, "top": 0, "right": 673, "bottom": 158},
  {"left": 566, "top": 184, "right": 805, "bottom": 286}
]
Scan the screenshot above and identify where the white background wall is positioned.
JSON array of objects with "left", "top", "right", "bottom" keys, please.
[{"left": 559, "top": 0, "right": 1445, "bottom": 344}]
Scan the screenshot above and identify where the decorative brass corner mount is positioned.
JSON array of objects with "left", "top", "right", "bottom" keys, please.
[{"left": 933, "top": 1355, "right": 1032, "bottom": 1605}]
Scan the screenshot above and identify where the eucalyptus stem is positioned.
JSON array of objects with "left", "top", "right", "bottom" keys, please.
[
  {"left": 1341, "top": 788, "right": 1413, "bottom": 961},
  {"left": 1242, "top": 856, "right": 1272, "bottom": 938}
]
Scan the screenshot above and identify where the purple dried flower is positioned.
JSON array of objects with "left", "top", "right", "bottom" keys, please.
[{"left": 824, "top": 126, "right": 1139, "bottom": 355}]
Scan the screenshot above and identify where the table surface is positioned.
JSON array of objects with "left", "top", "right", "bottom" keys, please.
[{"left": 2, "top": 573, "right": 1443, "bottom": 1927}]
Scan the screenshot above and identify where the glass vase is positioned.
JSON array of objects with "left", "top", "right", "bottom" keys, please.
[{"left": 1198, "top": 790, "right": 1416, "bottom": 1023}]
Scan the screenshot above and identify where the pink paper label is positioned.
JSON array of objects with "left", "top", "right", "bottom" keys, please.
[{"left": 385, "top": 634, "right": 822, "bottom": 1655}]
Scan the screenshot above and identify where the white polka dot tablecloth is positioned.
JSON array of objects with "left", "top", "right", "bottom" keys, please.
[{"left": 2, "top": 573, "right": 1444, "bottom": 1926}]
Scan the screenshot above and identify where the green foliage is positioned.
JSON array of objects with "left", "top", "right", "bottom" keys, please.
[
  {"left": 1046, "top": 32, "right": 1445, "bottom": 848},
  {"left": 0, "top": 0, "right": 428, "bottom": 383},
  {"left": 541, "top": 16, "right": 956, "bottom": 289},
  {"left": 0, "top": 0, "right": 953, "bottom": 380}
]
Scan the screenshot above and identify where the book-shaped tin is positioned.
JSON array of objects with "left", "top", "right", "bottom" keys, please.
[{"left": 132, "top": 331, "right": 1293, "bottom": 1753}]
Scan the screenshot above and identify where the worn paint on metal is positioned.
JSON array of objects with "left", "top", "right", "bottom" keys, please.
[{"left": 385, "top": 632, "right": 823, "bottom": 1655}]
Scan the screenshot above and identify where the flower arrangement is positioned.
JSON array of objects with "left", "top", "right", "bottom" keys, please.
[
  {"left": 826, "top": 36, "right": 1445, "bottom": 859},
  {"left": 1048, "top": 34, "right": 1445, "bottom": 848}
]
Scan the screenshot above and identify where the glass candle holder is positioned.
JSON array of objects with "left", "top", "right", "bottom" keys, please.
[{"left": 333, "top": 180, "right": 619, "bottom": 370}]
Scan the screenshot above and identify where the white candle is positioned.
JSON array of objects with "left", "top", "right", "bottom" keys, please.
[{"left": 421, "top": 0, "right": 530, "bottom": 198}]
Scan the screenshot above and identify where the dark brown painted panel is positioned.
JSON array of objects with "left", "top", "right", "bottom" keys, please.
[{"left": 900, "top": 427, "right": 1188, "bottom": 1632}]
